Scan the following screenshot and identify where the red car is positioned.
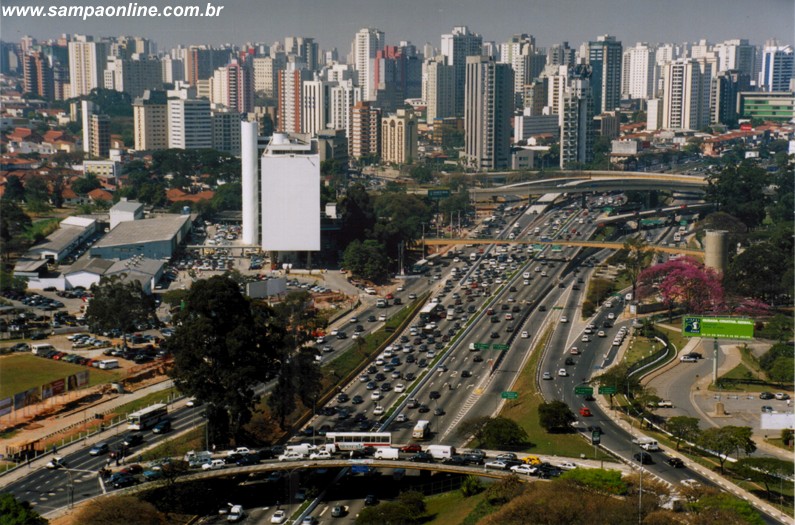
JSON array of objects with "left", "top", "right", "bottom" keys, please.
[
  {"left": 385, "top": 293, "right": 394, "bottom": 300},
  {"left": 579, "top": 407, "right": 592, "bottom": 417},
  {"left": 400, "top": 443, "right": 422, "bottom": 453}
]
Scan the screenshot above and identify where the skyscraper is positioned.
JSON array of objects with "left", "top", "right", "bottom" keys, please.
[
  {"left": 349, "top": 101, "right": 380, "bottom": 160},
  {"left": 133, "top": 90, "right": 168, "bottom": 151},
  {"left": 464, "top": 56, "right": 513, "bottom": 170},
  {"left": 168, "top": 98, "right": 212, "bottom": 149},
  {"left": 68, "top": 35, "right": 108, "bottom": 97},
  {"left": 661, "top": 57, "right": 714, "bottom": 130},
  {"left": 210, "top": 60, "right": 253, "bottom": 113},
  {"left": 441, "top": 26, "right": 483, "bottom": 116},
  {"left": 103, "top": 55, "right": 163, "bottom": 98},
  {"left": 714, "top": 39, "right": 756, "bottom": 78},
  {"left": 23, "top": 51, "right": 53, "bottom": 99},
  {"left": 352, "top": 28, "right": 385, "bottom": 101},
  {"left": 252, "top": 53, "right": 286, "bottom": 98},
  {"left": 711, "top": 69, "right": 751, "bottom": 125},
  {"left": 622, "top": 43, "right": 656, "bottom": 100},
  {"left": 329, "top": 80, "right": 362, "bottom": 138},
  {"left": 277, "top": 64, "right": 313, "bottom": 133},
  {"left": 588, "top": 35, "right": 623, "bottom": 113},
  {"left": 560, "top": 68, "right": 594, "bottom": 168},
  {"left": 302, "top": 79, "right": 332, "bottom": 137},
  {"left": 381, "top": 109, "right": 418, "bottom": 165},
  {"left": 499, "top": 34, "right": 538, "bottom": 105},
  {"left": 760, "top": 44, "right": 794, "bottom": 92},
  {"left": 424, "top": 56, "right": 455, "bottom": 124}
]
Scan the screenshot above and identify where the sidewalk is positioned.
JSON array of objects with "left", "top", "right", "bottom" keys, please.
[{"left": 1, "top": 379, "right": 176, "bottom": 485}]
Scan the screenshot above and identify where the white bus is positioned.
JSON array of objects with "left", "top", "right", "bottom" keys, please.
[
  {"left": 127, "top": 403, "right": 168, "bottom": 431},
  {"left": 325, "top": 432, "right": 392, "bottom": 451},
  {"left": 412, "top": 420, "right": 431, "bottom": 440}
]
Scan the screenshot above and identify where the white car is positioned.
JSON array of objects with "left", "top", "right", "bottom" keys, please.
[
  {"left": 330, "top": 329, "right": 338, "bottom": 336},
  {"left": 202, "top": 459, "right": 226, "bottom": 470},
  {"left": 315, "top": 336, "right": 325, "bottom": 344},
  {"left": 270, "top": 510, "right": 287, "bottom": 524},
  {"left": 396, "top": 285, "right": 405, "bottom": 292},
  {"left": 581, "top": 335, "right": 591, "bottom": 342},
  {"left": 373, "top": 405, "right": 385, "bottom": 415},
  {"left": 558, "top": 368, "right": 568, "bottom": 377},
  {"left": 46, "top": 456, "right": 66, "bottom": 469},
  {"left": 520, "top": 331, "right": 530, "bottom": 339},
  {"left": 557, "top": 461, "right": 578, "bottom": 470},
  {"left": 607, "top": 312, "right": 616, "bottom": 320},
  {"left": 510, "top": 464, "right": 537, "bottom": 475},
  {"left": 542, "top": 372, "right": 553, "bottom": 380},
  {"left": 597, "top": 330, "right": 606, "bottom": 337},
  {"left": 560, "top": 316, "right": 568, "bottom": 323},
  {"left": 570, "top": 346, "right": 580, "bottom": 355},
  {"left": 309, "top": 450, "right": 332, "bottom": 460},
  {"left": 277, "top": 452, "right": 305, "bottom": 462},
  {"left": 485, "top": 460, "right": 508, "bottom": 470},
  {"left": 394, "top": 383, "right": 406, "bottom": 393},
  {"left": 395, "top": 413, "right": 408, "bottom": 422},
  {"left": 371, "top": 391, "right": 382, "bottom": 401},
  {"left": 378, "top": 314, "right": 387, "bottom": 322}
]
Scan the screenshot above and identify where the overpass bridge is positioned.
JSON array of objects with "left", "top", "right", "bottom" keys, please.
[{"left": 420, "top": 238, "right": 704, "bottom": 258}]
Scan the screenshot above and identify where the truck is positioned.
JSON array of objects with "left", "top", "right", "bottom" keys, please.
[
  {"left": 284, "top": 443, "right": 317, "bottom": 455},
  {"left": 376, "top": 298, "right": 387, "bottom": 308},
  {"left": 633, "top": 437, "right": 660, "bottom": 451},
  {"left": 412, "top": 420, "right": 431, "bottom": 440},
  {"left": 426, "top": 444, "right": 456, "bottom": 460},
  {"left": 374, "top": 447, "right": 400, "bottom": 460}
]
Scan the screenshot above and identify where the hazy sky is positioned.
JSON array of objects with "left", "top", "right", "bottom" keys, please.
[{"left": 2, "top": 0, "right": 793, "bottom": 53}]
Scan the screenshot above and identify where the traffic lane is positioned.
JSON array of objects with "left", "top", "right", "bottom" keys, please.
[{"left": 650, "top": 346, "right": 721, "bottom": 418}]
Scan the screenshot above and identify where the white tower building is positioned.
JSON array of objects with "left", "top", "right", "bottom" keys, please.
[{"left": 241, "top": 121, "right": 259, "bottom": 245}]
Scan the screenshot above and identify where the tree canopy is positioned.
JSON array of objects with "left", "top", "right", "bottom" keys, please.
[
  {"left": 342, "top": 239, "right": 390, "bottom": 282},
  {"left": 85, "top": 275, "right": 157, "bottom": 341},
  {"left": 537, "top": 401, "right": 576, "bottom": 433},
  {"left": 638, "top": 257, "right": 724, "bottom": 314},
  {"left": 165, "top": 276, "right": 285, "bottom": 444},
  {"left": 0, "top": 493, "right": 47, "bottom": 525},
  {"left": 696, "top": 426, "right": 756, "bottom": 473},
  {"left": 706, "top": 162, "right": 770, "bottom": 229}
]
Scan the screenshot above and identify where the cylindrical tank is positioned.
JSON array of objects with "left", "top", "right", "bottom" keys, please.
[
  {"left": 704, "top": 230, "right": 728, "bottom": 274},
  {"left": 241, "top": 121, "right": 259, "bottom": 246}
]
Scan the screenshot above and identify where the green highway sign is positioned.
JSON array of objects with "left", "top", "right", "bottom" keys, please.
[
  {"left": 493, "top": 344, "right": 509, "bottom": 351},
  {"left": 501, "top": 391, "right": 519, "bottom": 400},
  {"left": 427, "top": 189, "right": 451, "bottom": 200},
  {"left": 574, "top": 386, "right": 594, "bottom": 396},
  {"left": 598, "top": 386, "right": 617, "bottom": 395},
  {"left": 682, "top": 316, "right": 754, "bottom": 340},
  {"left": 474, "top": 343, "right": 490, "bottom": 350}
]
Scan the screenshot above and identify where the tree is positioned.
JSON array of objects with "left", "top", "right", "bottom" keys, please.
[
  {"left": 338, "top": 183, "right": 375, "bottom": 248},
  {"left": 85, "top": 276, "right": 157, "bottom": 349},
  {"left": 559, "top": 468, "right": 628, "bottom": 495},
  {"left": 3, "top": 175, "right": 26, "bottom": 201},
  {"left": 623, "top": 236, "right": 654, "bottom": 301},
  {"left": 537, "top": 401, "right": 576, "bottom": 433},
  {"left": 211, "top": 182, "right": 242, "bottom": 212},
  {"left": 666, "top": 416, "right": 701, "bottom": 450},
  {"left": 0, "top": 493, "right": 47, "bottom": 525},
  {"left": 73, "top": 495, "right": 163, "bottom": 524},
  {"left": 372, "top": 192, "right": 432, "bottom": 259},
  {"left": 460, "top": 475, "right": 485, "bottom": 497},
  {"left": 706, "top": 162, "right": 769, "bottom": 229},
  {"left": 0, "top": 200, "right": 32, "bottom": 262},
  {"left": 733, "top": 457, "right": 792, "bottom": 500},
  {"left": 356, "top": 501, "right": 419, "bottom": 525},
  {"left": 691, "top": 492, "right": 765, "bottom": 525},
  {"left": 71, "top": 173, "right": 102, "bottom": 195},
  {"left": 725, "top": 242, "right": 791, "bottom": 303},
  {"left": 595, "top": 363, "right": 643, "bottom": 398},
  {"left": 638, "top": 257, "right": 724, "bottom": 316},
  {"left": 457, "top": 415, "right": 491, "bottom": 444},
  {"left": 342, "top": 239, "right": 389, "bottom": 282},
  {"left": 23, "top": 176, "right": 50, "bottom": 212},
  {"left": 697, "top": 426, "right": 756, "bottom": 473},
  {"left": 479, "top": 417, "right": 529, "bottom": 449},
  {"left": 165, "top": 276, "right": 285, "bottom": 443},
  {"left": 409, "top": 164, "right": 433, "bottom": 184}
]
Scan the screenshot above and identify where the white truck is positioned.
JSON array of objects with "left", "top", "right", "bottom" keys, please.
[
  {"left": 633, "top": 437, "right": 660, "bottom": 451},
  {"left": 425, "top": 444, "right": 456, "bottom": 460},
  {"left": 374, "top": 447, "right": 400, "bottom": 460},
  {"left": 284, "top": 443, "right": 317, "bottom": 455}
]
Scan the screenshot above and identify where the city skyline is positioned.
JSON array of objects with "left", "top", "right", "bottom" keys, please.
[{"left": 2, "top": 0, "right": 793, "bottom": 53}]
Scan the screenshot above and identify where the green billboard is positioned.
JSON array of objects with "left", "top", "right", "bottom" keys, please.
[{"left": 682, "top": 316, "right": 754, "bottom": 340}]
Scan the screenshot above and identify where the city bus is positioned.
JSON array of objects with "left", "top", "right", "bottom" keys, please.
[
  {"left": 325, "top": 432, "right": 392, "bottom": 451},
  {"left": 127, "top": 403, "right": 168, "bottom": 431},
  {"left": 418, "top": 303, "right": 444, "bottom": 323}
]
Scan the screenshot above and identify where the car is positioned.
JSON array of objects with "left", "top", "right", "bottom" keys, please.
[
  {"left": 373, "top": 405, "right": 385, "bottom": 415},
  {"left": 510, "top": 464, "right": 537, "bottom": 475},
  {"left": 485, "top": 460, "right": 508, "bottom": 470},
  {"left": 429, "top": 391, "right": 441, "bottom": 400},
  {"left": 496, "top": 452, "right": 517, "bottom": 460},
  {"left": 775, "top": 392, "right": 791, "bottom": 400},
  {"left": 46, "top": 456, "right": 66, "bottom": 469},
  {"left": 570, "top": 346, "right": 580, "bottom": 355},
  {"left": 558, "top": 368, "right": 568, "bottom": 377},
  {"left": 309, "top": 450, "right": 332, "bottom": 460},
  {"left": 337, "top": 393, "right": 349, "bottom": 403},
  {"left": 90, "top": 442, "right": 110, "bottom": 456},
  {"left": 371, "top": 391, "right": 382, "bottom": 401},
  {"left": 680, "top": 355, "right": 698, "bottom": 363},
  {"left": 557, "top": 461, "right": 578, "bottom": 470},
  {"left": 418, "top": 404, "right": 430, "bottom": 413},
  {"left": 564, "top": 357, "right": 575, "bottom": 366},
  {"left": 401, "top": 443, "right": 422, "bottom": 453},
  {"left": 152, "top": 420, "right": 171, "bottom": 434},
  {"left": 633, "top": 452, "right": 653, "bottom": 465},
  {"left": 433, "top": 407, "right": 445, "bottom": 416},
  {"left": 490, "top": 331, "right": 499, "bottom": 339},
  {"left": 186, "top": 398, "right": 201, "bottom": 407},
  {"left": 461, "top": 370, "right": 472, "bottom": 378},
  {"left": 112, "top": 473, "right": 138, "bottom": 488},
  {"left": 581, "top": 335, "right": 591, "bottom": 342},
  {"left": 520, "top": 331, "right": 530, "bottom": 338},
  {"left": 408, "top": 452, "right": 434, "bottom": 463},
  {"left": 681, "top": 479, "right": 701, "bottom": 489},
  {"left": 270, "top": 510, "right": 287, "bottom": 524},
  {"left": 331, "top": 505, "right": 345, "bottom": 518},
  {"left": 396, "top": 413, "right": 408, "bottom": 423},
  {"left": 394, "top": 383, "right": 406, "bottom": 393},
  {"left": 542, "top": 372, "right": 552, "bottom": 380},
  {"left": 597, "top": 330, "right": 606, "bottom": 338},
  {"left": 761, "top": 405, "right": 774, "bottom": 413},
  {"left": 759, "top": 392, "right": 775, "bottom": 400},
  {"left": 607, "top": 312, "right": 616, "bottom": 320},
  {"left": 666, "top": 457, "right": 685, "bottom": 468},
  {"left": 364, "top": 494, "right": 378, "bottom": 506},
  {"left": 123, "top": 433, "right": 144, "bottom": 447}
]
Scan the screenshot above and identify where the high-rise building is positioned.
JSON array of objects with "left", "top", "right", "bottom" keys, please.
[
  {"left": 68, "top": 35, "right": 108, "bottom": 97},
  {"left": 104, "top": 55, "right": 163, "bottom": 98},
  {"left": 521, "top": 78, "right": 547, "bottom": 116},
  {"left": 260, "top": 133, "right": 320, "bottom": 251},
  {"left": 349, "top": 101, "right": 380, "bottom": 159},
  {"left": 424, "top": 56, "right": 455, "bottom": 124},
  {"left": 622, "top": 43, "right": 656, "bottom": 100},
  {"left": 211, "top": 107, "right": 242, "bottom": 155},
  {"left": 284, "top": 36, "right": 319, "bottom": 71},
  {"left": 161, "top": 56, "right": 184, "bottom": 84},
  {"left": 711, "top": 70, "right": 751, "bottom": 125},
  {"left": 82, "top": 100, "right": 110, "bottom": 159},
  {"left": 186, "top": 46, "right": 232, "bottom": 85},
  {"left": 302, "top": 79, "right": 332, "bottom": 137},
  {"left": 464, "top": 56, "right": 513, "bottom": 170},
  {"left": 352, "top": 28, "right": 385, "bottom": 101},
  {"left": 373, "top": 43, "right": 423, "bottom": 112},
  {"left": 133, "top": 90, "right": 168, "bottom": 151},
  {"left": 23, "top": 51, "right": 54, "bottom": 99},
  {"left": 542, "top": 65, "right": 569, "bottom": 123},
  {"left": 646, "top": 98, "right": 662, "bottom": 131},
  {"left": 587, "top": 35, "right": 623, "bottom": 113},
  {"left": 210, "top": 60, "right": 253, "bottom": 113},
  {"left": 168, "top": 98, "right": 212, "bottom": 149},
  {"left": 442, "top": 26, "right": 483, "bottom": 116},
  {"left": 547, "top": 42, "right": 575, "bottom": 68},
  {"left": 760, "top": 44, "right": 794, "bottom": 92},
  {"left": 329, "top": 80, "right": 362, "bottom": 138},
  {"left": 277, "top": 65, "right": 313, "bottom": 133},
  {"left": 714, "top": 39, "right": 756, "bottom": 77},
  {"left": 499, "top": 34, "right": 538, "bottom": 105},
  {"left": 252, "top": 53, "right": 286, "bottom": 97},
  {"left": 381, "top": 109, "right": 418, "bottom": 165},
  {"left": 661, "top": 57, "right": 715, "bottom": 130},
  {"left": 560, "top": 69, "right": 594, "bottom": 168}
]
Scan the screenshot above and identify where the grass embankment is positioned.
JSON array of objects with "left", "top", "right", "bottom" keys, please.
[
  {"left": 622, "top": 324, "right": 685, "bottom": 368},
  {"left": 713, "top": 343, "right": 793, "bottom": 392},
  {"left": 423, "top": 490, "right": 488, "bottom": 525},
  {"left": 141, "top": 425, "right": 206, "bottom": 461},
  {"left": 0, "top": 353, "right": 124, "bottom": 398},
  {"left": 497, "top": 327, "right": 612, "bottom": 460}
]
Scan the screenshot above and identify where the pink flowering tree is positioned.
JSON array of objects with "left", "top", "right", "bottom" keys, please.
[{"left": 638, "top": 257, "right": 725, "bottom": 319}]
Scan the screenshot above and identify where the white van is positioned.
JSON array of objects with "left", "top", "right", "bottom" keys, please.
[
  {"left": 285, "top": 443, "right": 317, "bottom": 456},
  {"left": 31, "top": 344, "right": 56, "bottom": 355},
  {"left": 97, "top": 359, "right": 119, "bottom": 370},
  {"left": 425, "top": 444, "right": 456, "bottom": 460},
  {"left": 633, "top": 437, "right": 660, "bottom": 451},
  {"left": 374, "top": 447, "right": 400, "bottom": 460}
]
